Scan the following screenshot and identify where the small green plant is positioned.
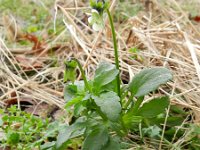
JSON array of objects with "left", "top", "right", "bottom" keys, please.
[
  {"left": 128, "top": 47, "right": 143, "bottom": 61},
  {"left": 55, "top": 0, "right": 173, "bottom": 149},
  {"left": 0, "top": 106, "right": 62, "bottom": 150}
]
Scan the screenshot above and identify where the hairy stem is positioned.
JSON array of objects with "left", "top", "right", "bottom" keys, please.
[{"left": 106, "top": 9, "right": 121, "bottom": 99}]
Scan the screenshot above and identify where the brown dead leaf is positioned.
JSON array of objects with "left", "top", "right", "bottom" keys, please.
[
  {"left": 22, "top": 34, "right": 46, "bottom": 53},
  {"left": 4, "top": 97, "right": 36, "bottom": 108},
  {"left": 189, "top": 14, "right": 200, "bottom": 23}
]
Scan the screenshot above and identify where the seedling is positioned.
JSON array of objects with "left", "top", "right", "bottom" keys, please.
[
  {"left": 0, "top": 106, "right": 67, "bottom": 150},
  {"left": 56, "top": 0, "right": 173, "bottom": 149},
  {"left": 0, "top": 106, "right": 49, "bottom": 149}
]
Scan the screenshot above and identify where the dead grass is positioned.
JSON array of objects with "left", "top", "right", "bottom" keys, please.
[{"left": 0, "top": 0, "right": 200, "bottom": 148}]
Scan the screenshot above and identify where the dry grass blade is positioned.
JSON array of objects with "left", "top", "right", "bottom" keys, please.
[{"left": 183, "top": 32, "right": 200, "bottom": 81}]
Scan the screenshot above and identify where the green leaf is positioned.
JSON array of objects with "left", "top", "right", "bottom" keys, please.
[
  {"left": 102, "top": 138, "right": 120, "bottom": 150},
  {"left": 74, "top": 80, "right": 85, "bottom": 93},
  {"left": 109, "top": 122, "right": 126, "bottom": 136},
  {"left": 41, "top": 142, "right": 56, "bottom": 150},
  {"left": 65, "top": 96, "right": 84, "bottom": 108},
  {"left": 56, "top": 118, "right": 86, "bottom": 149},
  {"left": 74, "top": 102, "right": 86, "bottom": 117},
  {"left": 7, "top": 132, "right": 20, "bottom": 144},
  {"left": 122, "top": 114, "right": 142, "bottom": 129},
  {"left": 143, "top": 125, "right": 161, "bottom": 138},
  {"left": 64, "top": 81, "right": 85, "bottom": 102},
  {"left": 44, "top": 121, "right": 65, "bottom": 138},
  {"left": 137, "top": 96, "right": 170, "bottom": 118},
  {"left": 82, "top": 127, "right": 109, "bottom": 150},
  {"left": 64, "top": 84, "right": 77, "bottom": 102},
  {"left": 129, "top": 68, "right": 172, "bottom": 97},
  {"left": 56, "top": 127, "right": 79, "bottom": 149},
  {"left": 93, "top": 62, "right": 119, "bottom": 92},
  {"left": 101, "top": 79, "right": 118, "bottom": 93},
  {"left": 92, "top": 91, "right": 121, "bottom": 121}
]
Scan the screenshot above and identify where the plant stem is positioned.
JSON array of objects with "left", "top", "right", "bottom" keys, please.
[
  {"left": 106, "top": 9, "right": 121, "bottom": 99},
  {"left": 124, "top": 94, "right": 134, "bottom": 110},
  {"left": 72, "top": 58, "right": 92, "bottom": 93},
  {"left": 131, "top": 96, "right": 144, "bottom": 114}
]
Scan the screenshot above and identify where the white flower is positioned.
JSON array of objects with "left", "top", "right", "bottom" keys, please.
[
  {"left": 87, "top": 9, "right": 104, "bottom": 31},
  {"left": 91, "top": 9, "right": 99, "bottom": 14},
  {"left": 88, "top": 16, "right": 93, "bottom": 24},
  {"left": 92, "top": 23, "right": 103, "bottom": 31}
]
